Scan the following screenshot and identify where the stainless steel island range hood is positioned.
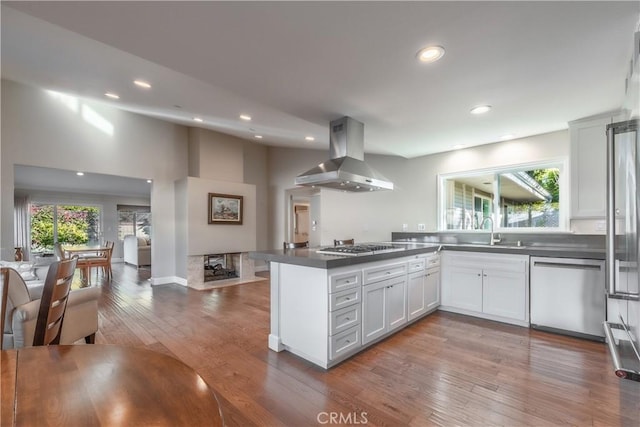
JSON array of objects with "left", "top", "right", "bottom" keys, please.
[{"left": 295, "top": 116, "right": 394, "bottom": 192}]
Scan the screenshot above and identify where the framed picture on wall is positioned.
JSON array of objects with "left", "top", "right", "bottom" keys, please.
[{"left": 208, "top": 193, "right": 243, "bottom": 225}]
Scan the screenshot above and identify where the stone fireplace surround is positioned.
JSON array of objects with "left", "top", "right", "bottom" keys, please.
[{"left": 187, "top": 253, "right": 257, "bottom": 290}]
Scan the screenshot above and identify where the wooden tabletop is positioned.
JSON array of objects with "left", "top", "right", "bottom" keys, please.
[
  {"left": 1, "top": 345, "right": 224, "bottom": 426},
  {"left": 62, "top": 246, "right": 109, "bottom": 254}
]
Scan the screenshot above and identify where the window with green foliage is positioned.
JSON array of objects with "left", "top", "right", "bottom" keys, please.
[
  {"left": 438, "top": 161, "right": 566, "bottom": 231},
  {"left": 30, "top": 203, "right": 101, "bottom": 253}
]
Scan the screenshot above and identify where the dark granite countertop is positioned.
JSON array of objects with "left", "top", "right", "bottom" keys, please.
[
  {"left": 249, "top": 242, "right": 605, "bottom": 269},
  {"left": 249, "top": 244, "right": 440, "bottom": 269}
]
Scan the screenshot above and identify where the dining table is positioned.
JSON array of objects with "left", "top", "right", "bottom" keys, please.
[
  {"left": 0, "top": 345, "right": 224, "bottom": 426},
  {"left": 62, "top": 245, "right": 110, "bottom": 285}
]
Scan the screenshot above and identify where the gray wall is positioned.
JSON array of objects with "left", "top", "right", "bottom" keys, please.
[
  {"left": 2, "top": 78, "right": 585, "bottom": 282},
  {"left": 1, "top": 79, "right": 188, "bottom": 281},
  {"left": 264, "top": 130, "right": 571, "bottom": 247}
]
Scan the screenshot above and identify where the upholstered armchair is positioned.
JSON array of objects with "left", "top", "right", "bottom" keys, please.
[
  {"left": 123, "top": 235, "right": 151, "bottom": 267},
  {"left": 2, "top": 268, "right": 101, "bottom": 349}
]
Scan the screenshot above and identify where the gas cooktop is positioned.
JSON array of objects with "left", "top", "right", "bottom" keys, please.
[{"left": 316, "top": 244, "right": 404, "bottom": 257}]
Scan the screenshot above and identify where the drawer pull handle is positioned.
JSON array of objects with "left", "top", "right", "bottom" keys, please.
[
  {"left": 345, "top": 340, "right": 350, "bottom": 343},
  {"left": 345, "top": 297, "right": 350, "bottom": 300},
  {"left": 386, "top": 272, "right": 392, "bottom": 275},
  {"left": 345, "top": 317, "right": 350, "bottom": 320},
  {"left": 345, "top": 280, "right": 350, "bottom": 283}
]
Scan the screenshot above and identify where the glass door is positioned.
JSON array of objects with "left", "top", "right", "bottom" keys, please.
[
  {"left": 30, "top": 203, "right": 101, "bottom": 253},
  {"left": 607, "top": 120, "right": 639, "bottom": 299}
]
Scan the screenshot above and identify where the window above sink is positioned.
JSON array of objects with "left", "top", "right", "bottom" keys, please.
[{"left": 437, "top": 159, "right": 568, "bottom": 232}]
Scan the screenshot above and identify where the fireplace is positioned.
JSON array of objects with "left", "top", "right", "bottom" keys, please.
[
  {"left": 204, "top": 253, "right": 240, "bottom": 282},
  {"left": 187, "top": 252, "right": 257, "bottom": 289}
]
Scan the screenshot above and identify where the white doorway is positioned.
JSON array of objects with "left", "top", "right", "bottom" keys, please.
[
  {"left": 293, "top": 204, "right": 309, "bottom": 243},
  {"left": 285, "top": 187, "right": 320, "bottom": 247}
]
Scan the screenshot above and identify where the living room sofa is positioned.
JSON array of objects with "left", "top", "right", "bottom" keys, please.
[
  {"left": 123, "top": 235, "right": 151, "bottom": 267},
  {"left": 1, "top": 263, "right": 101, "bottom": 349}
]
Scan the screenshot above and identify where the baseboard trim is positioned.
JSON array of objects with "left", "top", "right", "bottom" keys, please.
[{"left": 150, "top": 276, "right": 187, "bottom": 286}]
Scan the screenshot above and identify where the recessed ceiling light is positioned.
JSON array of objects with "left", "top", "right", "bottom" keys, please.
[
  {"left": 305, "top": 136, "right": 315, "bottom": 141},
  {"left": 133, "top": 80, "right": 151, "bottom": 89},
  {"left": 453, "top": 144, "right": 466, "bottom": 150},
  {"left": 416, "top": 45, "right": 445, "bottom": 63},
  {"left": 239, "top": 114, "right": 252, "bottom": 121},
  {"left": 76, "top": 172, "right": 84, "bottom": 176},
  {"left": 193, "top": 117, "right": 203, "bottom": 122},
  {"left": 104, "top": 92, "right": 119, "bottom": 99},
  {"left": 500, "top": 134, "right": 515, "bottom": 140},
  {"left": 147, "top": 179, "right": 152, "bottom": 183},
  {"left": 254, "top": 135, "right": 263, "bottom": 139},
  {"left": 470, "top": 105, "right": 492, "bottom": 115}
]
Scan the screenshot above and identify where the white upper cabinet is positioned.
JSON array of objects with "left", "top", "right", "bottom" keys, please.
[{"left": 570, "top": 111, "right": 624, "bottom": 218}]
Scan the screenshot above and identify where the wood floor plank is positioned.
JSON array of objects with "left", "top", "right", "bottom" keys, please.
[{"left": 81, "top": 263, "right": 640, "bottom": 426}]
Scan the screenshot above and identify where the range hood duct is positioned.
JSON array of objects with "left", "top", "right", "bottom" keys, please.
[{"left": 295, "top": 117, "right": 394, "bottom": 192}]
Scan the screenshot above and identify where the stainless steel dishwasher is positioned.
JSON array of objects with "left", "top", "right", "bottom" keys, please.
[{"left": 530, "top": 256, "right": 605, "bottom": 341}]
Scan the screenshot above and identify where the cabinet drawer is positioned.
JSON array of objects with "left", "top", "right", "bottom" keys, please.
[
  {"left": 443, "top": 252, "right": 527, "bottom": 273},
  {"left": 425, "top": 256, "right": 440, "bottom": 269},
  {"left": 329, "top": 270, "right": 361, "bottom": 293},
  {"left": 330, "top": 325, "right": 361, "bottom": 360},
  {"left": 363, "top": 262, "right": 407, "bottom": 285},
  {"left": 330, "top": 304, "right": 360, "bottom": 335},
  {"left": 408, "top": 259, "right": 425, "bottom": 273},
  {"left": 330, "top": 287, "right": 361, "bottom": 311}
]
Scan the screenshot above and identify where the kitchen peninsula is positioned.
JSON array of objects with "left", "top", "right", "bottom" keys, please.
[
  {"left": 250, "top": 243, "right": 442, "bottom": 368},
  {"left": 251, "top": 235, "right": 606, "bottom": 369}
]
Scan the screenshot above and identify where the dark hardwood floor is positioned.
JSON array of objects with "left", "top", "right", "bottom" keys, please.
[{"left": 87, "top": 263, "right": 639, "bottom": 426}]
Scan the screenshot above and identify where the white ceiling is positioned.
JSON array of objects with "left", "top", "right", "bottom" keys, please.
[{"left": 2, "top": 1, "right": 639, "bottom": 161}]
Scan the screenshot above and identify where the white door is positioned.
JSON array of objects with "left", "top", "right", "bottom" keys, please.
[
  {"left": 386, "top": 277, "right": 407, "bottom": 332},
  {"left": 362, "top": 281, "right": 387, "bottom": 344},
  {"left": 425, "top": 269, "right": 440, "bottom": 312},
  {"left": 445, "top": 266, "right": 483, "bottom": 312},
  {"left": 407, "top": 271, "right": 426, "bottom": 320},
  {"left": 482, "top": 270, "right": 526, "bottom": 320}
]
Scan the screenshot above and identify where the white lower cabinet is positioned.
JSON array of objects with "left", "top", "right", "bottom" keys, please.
[
  {"left": 330, "top": 325, "right": 360, "bottom": 360},
  {"left": 386, "top": 277, "right": 408, "bottom": 332},
  {"left": 424, "top": 266, "right": 440, "bottom": 312},
  {"left": 362, "top": 275, "right": 407, "bottom": 344},
  {"left": 482, "top": 270, "right": 526, "bottom": 320},
  {"left": 441, "top": 251, "right": 529, "bottom": 326},
  {"left": 443, "top": 266, "right": 483, "bottom": 312},
  {"left": 271, "top": 254, "right": 441, "bottom": 369},
  {"left": 328, "top": 269, "right": 362, "bottom": 362},
  {"left": 408, "top": 254, "right": 440, "bottom": 320},
  {"left": 407, "top": 270, "right": 427, "bottom": 320}
]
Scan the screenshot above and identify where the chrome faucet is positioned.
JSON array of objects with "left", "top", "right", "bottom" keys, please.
[{"left": 480, "top": 216, "right": 501, "bottom": 246}]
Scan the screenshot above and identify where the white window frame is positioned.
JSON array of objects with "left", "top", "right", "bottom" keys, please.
[{"left": 437, "top": 158, "right": 569, "bottom": 232}]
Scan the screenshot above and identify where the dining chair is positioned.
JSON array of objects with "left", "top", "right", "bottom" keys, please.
[
  {"left": 53, "top": 243, "right": 68, "bottom": 260},
  {"left": 33, "top": 257, "right": 78, "bottom": 346},
  {"left": 90, "top": 241, "right": 114, "bottom": 280},
  {"left": 283, "top": 241, "right": 309, "bottom": 250},
  {"left": 74, "top": 256, "right": 93, "bottom": 286},
  {"left": 334, "top": 239, "right": 355, "bottom": 246}
]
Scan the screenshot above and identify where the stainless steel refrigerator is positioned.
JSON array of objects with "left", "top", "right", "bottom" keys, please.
[{"left": 604, "top": 119, "right": 640, "bottom": 382}]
